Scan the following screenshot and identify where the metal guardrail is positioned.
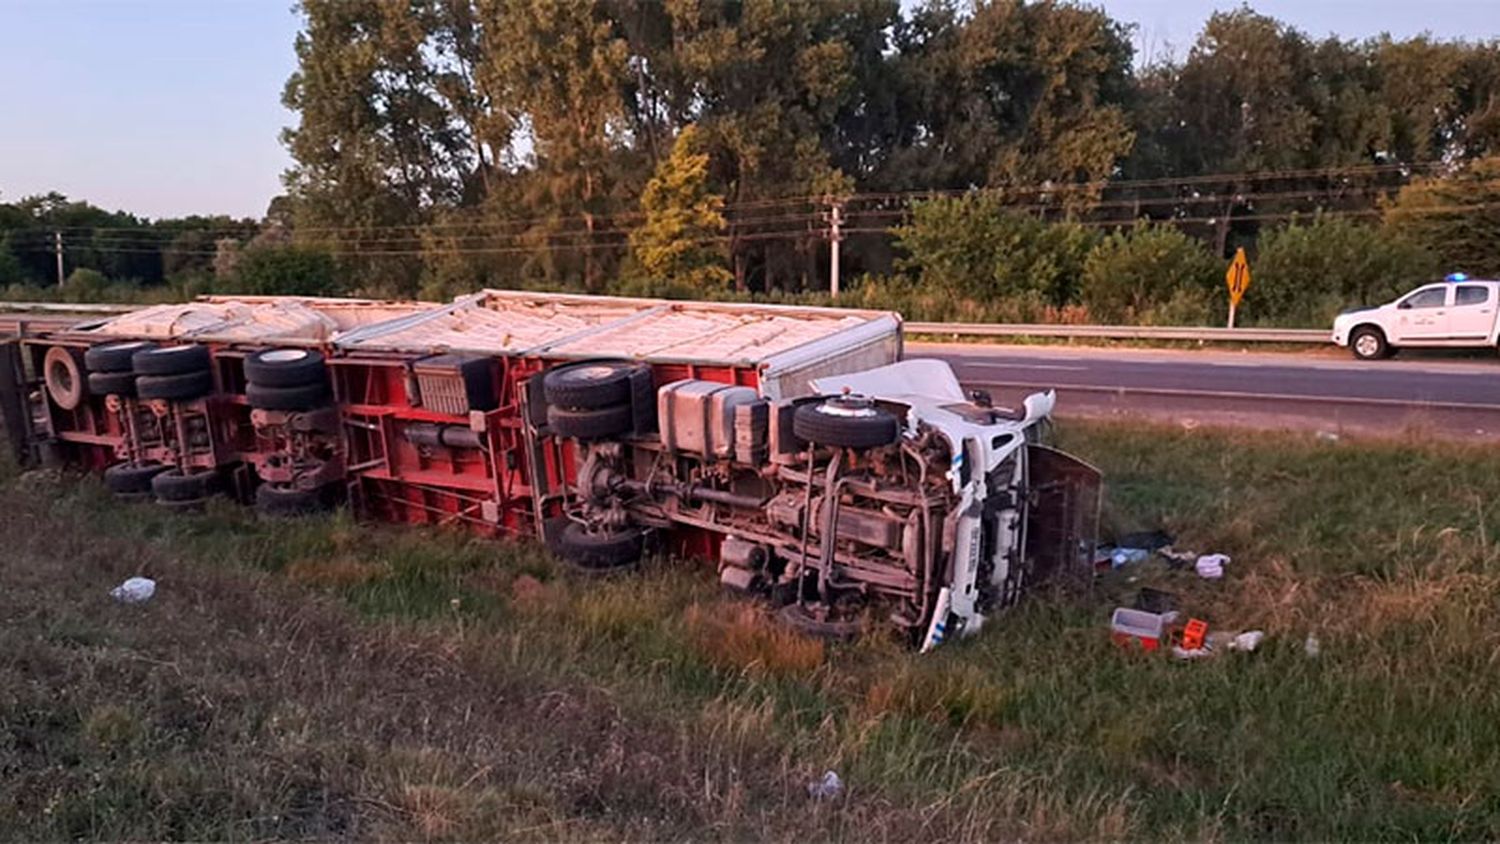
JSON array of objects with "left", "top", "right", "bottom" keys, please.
[
  {"left": 0, "top": 301, "right": 1329, "bottom": 344},
  {"left": 906, "top": 321, "right": 1327, "bottom": 343}
]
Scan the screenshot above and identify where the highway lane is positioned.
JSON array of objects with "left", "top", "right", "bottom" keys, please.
[{"left": 917, "top": 342, "right": 1500, "bottom": 440}]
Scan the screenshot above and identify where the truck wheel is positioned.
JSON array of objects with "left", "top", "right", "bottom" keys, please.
[
  {"left": 87, "top": 371, "right": 138, "bottom": 397},
  {"left": 137, "top": 370, "right": 215, "bottom": 401},
  {"left": 776, "top": 602, "right": 865, "bottom": 641},
  {"left": 104, "top": 461, "right": 169, "bottom": 495},
  {"left": 1350, "top": 326, "right": 1389, "bottom": 360},
  {"left": 152, "top": 468, "right": 217, "bottom": 502},
  {"left": 246, "top": 381, "right": 331, "bottom": 411},
  {"left": 43, "top": 347, "right": 87, "bottom": 410},
  {"left": 547, "top": 403, "right": 633, "bottom": 440},
  {"left": 131, "top": 344, "right": 211, "bottom": 376},
  {"left": 255, "top": 483, "right": 328, "bottom": 517},
  {"left": 244, "top": 349, "right": 327, "bottom": 387},
  {"left": 792, "top": 396, "right": 900, "bottom": 449},
  {"left": 85, "top": 341, "right": 156, "bottom": 373},
  {"left": 543, "top": 362, "right": 635, "bottom": 409},
  {"left": 555, "top": 522, "right": 643, "bottom": 571}
]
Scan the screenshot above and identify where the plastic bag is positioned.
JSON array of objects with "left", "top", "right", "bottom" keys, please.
[{"left": 110, "top": 576, "right": 156, "bottom": 605}]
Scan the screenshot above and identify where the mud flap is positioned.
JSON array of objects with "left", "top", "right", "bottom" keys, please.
[
  {"left": 1025, "top": 444, "right": 1103, "bottom": 587},
  {"left": 0, "top": 340, "right": 32, "bottom": 466}
]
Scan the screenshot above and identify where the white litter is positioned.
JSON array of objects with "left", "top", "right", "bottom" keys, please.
[
  {"left": 110, "top": 577, "right": 156, "bottom": 605},
  {"left": 1195, "top": 554, "right": 1231, "bottom": 579},
  {"left": 1228, "top": 630, "right": 1264, "bottom": 652},
  {"left": 807, "top": 770, "right": 844, "bottom": 800},
  {"left": 1304, "top": 635, "right": 1321, "bottom": 658}
]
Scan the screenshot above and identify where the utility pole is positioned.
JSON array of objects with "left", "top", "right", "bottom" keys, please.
[
  {"left": 825, "top": 199, "right": 844, "bottom": 299},
  {"left": 54, "top": 231, "right": 64, "bottom": 287}
]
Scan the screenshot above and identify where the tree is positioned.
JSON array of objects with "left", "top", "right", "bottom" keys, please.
[
  {"left": 1257, "top": 215, "right": 1438, "bottom": 325},
  {"left": 222, "top": 246, "right": 340, "bottom": 297},
  {"left": 1383, "top": 157, "right": 1500, "bottom": 278},
  {"left": 1080, "top": 222, "right": 1220, "bottom": 323},
  {"left": 627, "top": 126, "right": 731, "bottom": 296}
]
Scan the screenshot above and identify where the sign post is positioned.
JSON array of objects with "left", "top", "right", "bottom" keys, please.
[{"left": 1225, "top": 247, "right": 1251, "bottom": 329}]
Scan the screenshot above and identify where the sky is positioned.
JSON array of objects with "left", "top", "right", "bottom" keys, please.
[{"left": 0, "top": 0, "right": 1497, "bottom": 221}]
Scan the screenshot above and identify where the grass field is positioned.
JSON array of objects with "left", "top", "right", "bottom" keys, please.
[{"left": 4, "top": 422, "right": 1499, "bottom": 841}]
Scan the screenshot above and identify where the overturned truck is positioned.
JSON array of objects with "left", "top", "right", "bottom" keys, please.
[{"left": 0, "top": 291, "right": 1099, "bottom": 648}]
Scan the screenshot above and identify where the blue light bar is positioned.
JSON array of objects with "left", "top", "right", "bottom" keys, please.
[{"left": 1447, "top": 272, "right": 1469, "bottom": 282}]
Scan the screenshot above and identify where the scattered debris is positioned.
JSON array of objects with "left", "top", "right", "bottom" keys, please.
[
  {"left": 1195, "top": 553, "right": 1231, "bottom": 579},
  {"left": 1109, "top": 547, "right": 1150, "bottom": 568},
  {"left": 1173, "top": 628, "right": 1265, "bottom": 660},
  {"left": 1304, "top": 635, "right": 1321, "bottom": 658},
  {"left": 109, "top": 576, "right": 156, "bottom": 605},
  {"left": 807, "top": 770, "right": 844, "bottom": 800},
  {"left": 1116, "top": 530, "right": 1175, "bottom": 551},
  {"left": 1316, "top": 430, "right": 1341, "bottom": 442},
  {"left": 1180, "top": 618, "right": 1209, "bottom": 650},
  {"left": 1158, "top": 547, "right": 1198, "bottom": 569},
  {"left": 1134, "top": 587, "right": 1179, "bottom": 614},
  {"left": 1110, "top": 607, "right": 1179, "bottom": 651}
]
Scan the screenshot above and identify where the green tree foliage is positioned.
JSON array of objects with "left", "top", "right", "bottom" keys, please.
[
  {"left": 894, "top": 195, "right": 1097, "bottom": 312},
  {"left": 1383, "top": 156, "right": 1500, "bottom": 278},
  {"left": 220, "top": 246, "right": 340, "bottom": 297},
  {"left": 626, "top": 126, "right": 731, "bottom": 296},
  {"left": 1080, "top": 222, "right": 1221, "bottom": 324},
  {"left": 1255, "top": 215, "right": 1439, "bottom": 326}
]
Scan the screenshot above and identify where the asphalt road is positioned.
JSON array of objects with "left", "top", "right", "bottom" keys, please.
[{"left": 918, "top": 342, "right": 1500, "bottom": 440}]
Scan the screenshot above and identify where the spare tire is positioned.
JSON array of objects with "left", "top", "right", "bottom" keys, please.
[
  {"left": 104, "top": 461, "right": 169, "bottom": 495},
  {"left": 43, "top": 346, "right": 86, "bottom": 410},
  {"left": 246, "top": 381, "right": 331, "bottom": 412},
  {"left": 132, "top": 344, "right": 211, "bottom": 376},
  {"left": 547, "top": 403, "right": 633, "bottom": 440},
  {"left": 85, "top": 340, "right": 156, "bottom": 374},
  {"left": 792, "top": 396, "right": 900, "bottom": 450},
  {"left": 543, "top": 362, "right": 635, "bottom": 409},
  {"left": 137, "top": 370, "right": 214, "bottom": 401},
  {"left": 555, "top": 522, "right": 643, "bottom": 571},
  {"left": 244, "top": 348, "right": 327, "bottom": 387}
]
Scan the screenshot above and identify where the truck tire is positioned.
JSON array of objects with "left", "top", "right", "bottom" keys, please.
[
  {"left": 255, "top": 483, "right": 328, "bottom": 517},
  {"left": 547, "top": 403, "right": 633, "bottom": 440},
  {"left": 132, "top": 344, "right": 211, "bottom": 376},
  {"left": 151, "top": 468, "right": 217, "bottom": 502},
  {"left": 793, "top": 397, "right": 900, "bottom": 450},
  {"left": 244, "top": 348, "right": 327, "bottom": 387},
  {"left": 85, "top": 340, "right": 156, "bottom": 374},
  {"left": 246, "top": 380, "right": 331, "bottom": 411},
  {"left": 543, "top": 362, "right": 635, "bottom": 409},
  {"left": 137, "top": 370, "right": 214, "bottom": 401},
  {"left": 104, "top": 461, "right": 169, "bottom": 495},
  {"left": 43, "top": 346, "right": 87, "bottom": 410},
  {"left": 1350, "top": 326, "right": 1389, "bottom": 360},
  {"left": 87, "top": 371, "right": 137, "bottom": 397},
  {"left": 776, "top": 602, "right": 865, "bottom": 640},
  {"left": 555, "top": 522, "right": 643, "bottom": 571}
]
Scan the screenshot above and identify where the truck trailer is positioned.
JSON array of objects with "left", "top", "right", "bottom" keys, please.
[{"left": 0, "top": 290, "right": 1099, "bottom": 648}]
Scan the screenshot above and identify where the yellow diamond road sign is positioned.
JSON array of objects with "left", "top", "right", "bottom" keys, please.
[{"left": 1226, "top": 247, "right": 1251, "bottom": 307}]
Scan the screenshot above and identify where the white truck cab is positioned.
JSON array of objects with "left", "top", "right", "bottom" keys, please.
[{"left": 1333, "top": 274, "right": 1500, "bottom": 360}]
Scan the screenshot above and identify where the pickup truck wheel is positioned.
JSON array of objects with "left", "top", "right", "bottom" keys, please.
[
  {"left": 547, "top": 403, "right": 633, "bottom": 440},
  {"left": 543, "top": 362, "right": 635, "bottom": 409},
  {"left": 244, "top": 349, "right": 327, "bottom": 387},
  {"left": 131, "top": 344, "right": 211, "bottom": 376},
  {"left": 776, "top": 602, "right": 865, "bottom": 640},
  {"left": 104, "top": 461, "right": 169, "bottom": 495},
  {"left": 555, "top": 522, "right": 643, "bottom": 571},
  {"left": 793, "top": 396, "right": 900, "bottom": 450},
  {"left": 137, "top": 370, "right": 215, "bottom": 401},
  {"left": 1350, "top": 327, "right": 1389, "bottom": 360},
  {"left": 151, "top": 468, "right": 217, "bottom": 502},
  {"left": 85, "top": 341, "right": 156, "bottom": 374}
]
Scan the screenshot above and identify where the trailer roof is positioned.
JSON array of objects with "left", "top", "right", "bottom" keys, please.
[
  {"left": 334, "top": 289, "right": 901, "bottom": 367},
  {"left": 77, "top": 297, "right": 435, "bottom": 345}
]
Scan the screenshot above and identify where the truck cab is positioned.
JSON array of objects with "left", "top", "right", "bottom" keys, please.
[{"left": 1332, "top": 274, "right": 1500, "bottom": 359}]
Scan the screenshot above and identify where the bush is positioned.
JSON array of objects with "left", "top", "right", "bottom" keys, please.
[
  {"left": 1080, "top": 222, "right": 1222, "bottom": 324},
  {"left": 1253, "top": 216, "right": 1438, "bottom": 326},
  {"left": 893, "top": 195, "right": 1098, "bottom": 316},
  {"left": 1384, "top": 156, "right": 1500, "bottom": 278},
  {"left": 60, "top": 268, "right": 109, "bottom": 303},
  {"left": 220, "top": 246, "right": 340, "bottom": 297}
]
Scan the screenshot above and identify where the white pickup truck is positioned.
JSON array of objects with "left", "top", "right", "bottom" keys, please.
[{"left": 1332, "top": 275, "right": 1500, "bottom": 360}]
